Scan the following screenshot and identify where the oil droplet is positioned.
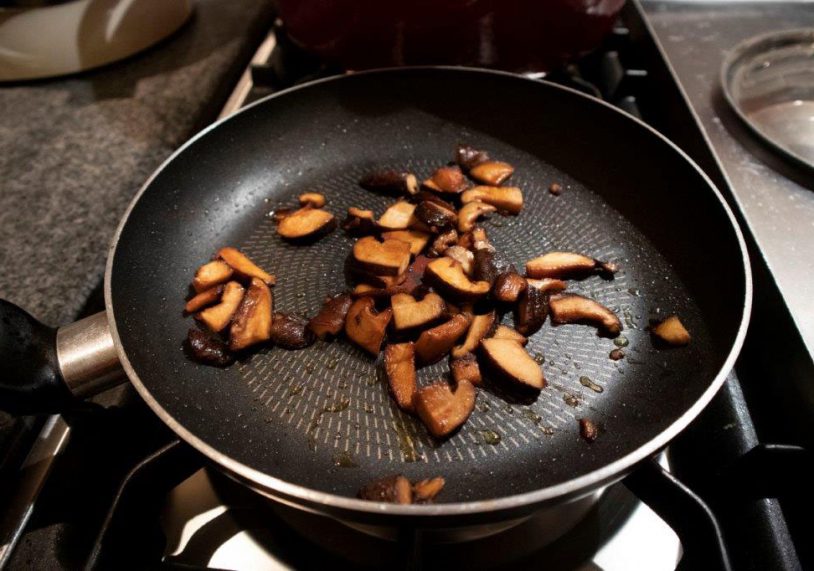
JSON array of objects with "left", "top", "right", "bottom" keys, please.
[
  {"left": 505, "top": 404, "right": 514, "bottom": 414},
  {"left": 579, "top": 376, "right": 604, "bottom": 393},
  {"left": 534, "top": 352, "right": 545, "bottom": 365},
  {"left": 288, "top": 383, "right": 304, "bottom": 396},
  {"left": 480, "top": 429, "right": 502, "bottom": 445},
  {"left": 522, "top": 409, "right": 542, "bottom": 424},
  {"left": 609, "top": 349, "right": 625, "bottom": 361},
  {"left": 323, "top": 396, "right": 350, "bottom": 412},
  {"left": 541, "top": 426, "right": 555, "bottom": 436},
  {"left": 627, "top": 288, "right": 640, "bottom": 297},
  {"left": 334, "top": 451, "right": 358, "bottom": 468},
  {"left": 326, "top": 359, "right": 339, "bottom": 370},
  {"left": 394, "top": 423, "right": 421, "bottom": 462},
  {"left": 478, "top": 402, "right": 491, "bottom": 413},
  {"left": 366, "top": 376, "right": 378, "bottom": 386},
  {"left": 363, "top": 403, "right": 375, "bottom": 413},
  {"left": 305, "top": 363, "right": 316, "bottom": 374},
  {"left": 614, "top": 336, "right": 629, "bottom": 347}
]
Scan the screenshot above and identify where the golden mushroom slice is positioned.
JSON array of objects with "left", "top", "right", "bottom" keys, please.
[
  {"left": 451, "top": 311, "right": 496, "bottom": 358},
  {"left": 480, "top": 338, "right": 545, "bottom": 391},
  {"left": 381, "top": 229, "right": 431, "bottom": 256},
  {"left": 184, "top": 285, "right": 224, "bottom": 313},
  {"left": 422, "top": 165, "right": 469, "bottom": 194},
  {"left": 344, "top": 297, "right": 392, "bottom": 355},
  {"left": 469, "top": 161, "right": 514, "bottom": 186},
  {"left": 352, "top": 236, "right": 412, "bottom": 276},
  {"left": 450, "top": 354, "right": 482, "bottom": 386},
  {"left": 192, "top": 260, "right": 234, "bottom": 293},
  {"left": 384, "top": 342, "right": 418, "bottom": 412},
  {"left": 526, "top": 252, "right": 617, "bottom": 280},
  {"left": 307, "top": 293, "right": 353, "bottom": 339},
  {"left": 415, "top": 380, "right": 477, "bottom": 438},
  {"left": 457, "top": 201, "right": 497, "bottom": 233},
  {"left": 414, "top": 313, "right": 473, "bottom": 365},
  {"left": 342, "top": 207, "right": 379, "bottom": 236},
  {"left": 298, "top": 192, "right": 326, "bottom": 208},
  {"left": 196, "top": 281, "right": 245, "bottom": 333},
  {"left": 526, "top": 277, "right": 568, "bottom": 294},
  {"left": 378, "top": 200, "right": 417, "bottom": 230},
  {"left": 276, "top": 207, "right": 336, "bottom": 241},
  {"left": 424, "top": 258, "right": 491, "bottom": 302},
  {"left": 443, "top": 246, "right": 474, "bottom": 275},
  {"left": 391, "top": 292, "right": 447, "bottom": 332},
  {"left": 651, "top": 315, "right": 691, "bottom": 346},
  {"left": 229, "top": 278, "right": 273, "bottom": 351},
  {"left": 548, "top": 294, "right": 622, "bottom": 337},
  {"left": 490, "top": 324, "right": 528, "bottom": 346},
  {"left": 461, "top": 186, "right": 523, "bottom": 214},
  {"left": 217, "top": 247, "right": 275, "bottom": 285}
]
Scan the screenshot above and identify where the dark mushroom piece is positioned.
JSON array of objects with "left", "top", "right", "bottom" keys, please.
[
  {"left": 358, "top": 474, "right": 413, "bottom": 504},
  {"left": 493, "top": 268, "right": 527, "bottom": 304},
  {"left": 217, "top": 247, "right": 276, "bottom": 286},
  {"left": 490, "top": 325, "right": 528, "bottom": 346},
  {"left": 472, "top": 249, "right": 497, "bottom": 285},
  {"left": 413, "top": 477, "right": 446, "bottom": 503},
  {"left": 414, "top": 313, "right": 473, "bottom": 366},
  {"left": 307, "top": 293, "right": 353, "bottom": 339},
  {"left": 525, "top": 252, "right": 617, "bottom": 280},
  {"left": 184, "top": 285, "right": 224, "bottom": 314},
  {"left": 424, "top": 258, "right": 491, "bottom": 303},
  {"left": 390, "top": 292, "right": 447, "bottom": 332},
  {"left": 422, "top": 165, "right": 469, "bottom": 194},
  {"left": 428, "top": 228, "right": 459, "bottom": 257},
  {"left": 342, "top": 207, "right": 379, "bottom": 236},
  {"left": 451, "top": 311, "right": 496, "bottom": 358},
  {"left": 186, "top": 329, "right": 235, "bottom": 367},
  {"left": 192, "top": 260, "right": 234, "bottom": 293},
  {"left": 344, "top": 297, "right": 392, "bottom": 355},
  {"left": 480, "top": 338, "right": 545, "bottom": 391},
  {"left": 229, "top": 278, "right": 273, "bottom": 351},
  {"left": 579, "top": 418, "right": 598, "bottom": 442},
  {"left": 548, "top": 294, "right": 622, "bottom": 337},
  {"left": 378, "top": 201, "right": 417, "bottom": 230},
  {"left": 457, "top": 201, "right": 496, "bottom": 233},
  {"left": 514, "top": 285, "right": 548, "bottom": 336},
  {"left": 276, "top": 207, "right": 337, "bottom": 242},
  {"left": 359, "top": 170, "right": 419, "bottom": 196},
  {"left": 384, "top": 342, "right": 418, "bottom": 412},
  {"left": 414, "top": 200, "right": 458, "bottom": 232},
  {"left": 269, "top": 312, "right": 316, "bottom": 350},
  {"left": 352, "top": 236, "right": 412, "bottom": 276},
  {"left": 549, "top": 182, "right": 562, "bottom": 196},
  {"left": 469, "top": 161, "right": 514, "bottom": 186},
  {"left": 454, "top": 144, "right": 490, "bottom": 171},
  {"left": 298, "top": 192, "right": 326, "bottom": 208},
  {"left": 381, "top": 229, "right": 431, "bottom": 256},
  {"left": 450, "top": 353, "right": 482, "bottom": 386},
  {"left": 651, "top": 315, "right": 691, "bottom": 346},
  {"left": 461, "top": 186, "right": 524, "bottom": 214},
  {"left": 196, "top": 281, "right": 245, "bottom": 333},
  {"left": 415, "top": 380, "right": 477, "bottom": 438}
]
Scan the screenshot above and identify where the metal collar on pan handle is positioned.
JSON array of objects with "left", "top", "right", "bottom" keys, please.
[{"left": 0, "top": 299, "right": 125, "bottom": 415}]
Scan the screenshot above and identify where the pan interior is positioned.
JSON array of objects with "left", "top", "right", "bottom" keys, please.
[{"left": 110, "top": 69, "right": 744, "bottom": 504}]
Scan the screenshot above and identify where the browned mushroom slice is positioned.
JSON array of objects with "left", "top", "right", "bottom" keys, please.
[
  {"left": 451, "top": 311, "right": 496, "bottom": 358},
  {"left": 381, "top": 229, "right": 431, "bottom": 256},
  {"left": 384, "top": 342, "right": 418, "bottom": 412},
  {"left": 349, "top": 265, "right": 408, "bottom": 289},
  {"left": 413, "top": 477, "right": 446, "bottom": 503},
  {"left": 186, "top": 329, "right": 235, "bottom": 367},
  {"left": 342, "top": 207, "right": 379, "bottom": 235},
  {"left": 184, "top": 285, "right": 224, "bottom": 313},
  {"left": 491, "top": 325, "right": 528, "bottom": 346},
  {"left": 229, "top": 278, "right": 273, "bottom": 351},
  {"left": 461, "top": 186, "right": 523, "bottom": 214},
  {"left": 454, "top": 144, "right": 490, "bottom": 171},
  {"left": 352, "top": 236, "right": 411, "bottom": 276},
  {"left": 378, "top": 201, "right": 417, "bottom": 230},
  {"left": 469, "top": 161, "right": 515, "bottom": 186},
  {"left": 651, "top": 315, "right": 691, "bottom": 346},
  {"left": 480, "top": 338, "right": 545, "bottom": 390},
  {"left": 217, "top": 247, "right": 276, "bottom": 286},
  {"left": 192, "top": 260, "right": 234, "bottom": 293},
  {"left": 514, "top": 284, "right": 548, "bottom": 336},
  {"left": 359, "top": 170, "right": 419, "bottom": 196},
  {"left": 351, "top": 283, "right": 391, "bottom": 299},
  {"left": 450, "top": 353, "right": 483, "bottom": 386},
  {"left": 471, "top": 226, "right": 493, "bottom": 251},
  {"left": 443, "top": 245, "right": 474, "bottom": 275},
  {"left": 415, "top": 379, "right": 476, "bottom": 438},
  {"left": 391, "top": 292, "right": 446, "bottom": 332},
  {"left": 276, "top": 207, "right": 337, "bottom": 241},
  {"left": 493, "top": 269, "right": 527, "bottom": 304},
  {"left": 526, "top": 252, "right": 617, "bottom": 279},
  {"left": 269, "top": 312, "right": 315, "bottom": 350},
  {"left": 422, "top": 165, "right": 469, "bottom": 194},
  {"left": 425, "top": 258, "right": 491, "bottom": 302},
  {"left": 472, "top": 249, "right": 497, "bottom": 285},
  {"left": 579, "top": 418, "right": 598, "bottom": 442},
  {"left": 308, "top": 293, "right": 353, "bottom": 339},
  {"left": 549, "top": 294, "right": 622, "bottom": 337},
  {"left": 345, "top": 297, "right": 392, "bottom": 355},
  {"left": 428, "top": 228, "right": 458, "bottom": 257},
  {"left": 413, "top": 190, "right": 457, "bottom": 210},
  {"left": 414, "top": 200, "right": 458, "bottom": 231},
  {"left": 414, "top": 313, "right": 473, "bottom": 365},
  {"left": 526, "top": 278, "right": 568, "bottom": 294},
  {"left": 298, "top": 192, "right": 326, "bottom": 208},
  {"left": 358, "top": 474, "right": 413, "bottom": 504},
  {"left": 196, "top": 281, "right": 245, "bottom": 332},
  {"left": 457, "top": 201, "right": 497, "bottom": 233}
]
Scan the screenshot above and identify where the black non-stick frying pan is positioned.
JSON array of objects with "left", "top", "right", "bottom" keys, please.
[{"left": 0, "top": 68, "right": 750, "bottom": 529}]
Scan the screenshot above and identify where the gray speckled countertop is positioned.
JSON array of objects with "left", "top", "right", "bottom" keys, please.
[{"left": 0, "top": 0, "right": 274, "bottom": 328}]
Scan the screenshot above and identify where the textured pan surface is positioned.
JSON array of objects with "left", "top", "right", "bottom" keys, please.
[{"left": 109, "top": 69, "right": 747, "bottom": 505}]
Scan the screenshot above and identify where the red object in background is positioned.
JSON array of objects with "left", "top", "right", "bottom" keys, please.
[{"left": 274, "top": 0, "right": 626, "bottom": 72}]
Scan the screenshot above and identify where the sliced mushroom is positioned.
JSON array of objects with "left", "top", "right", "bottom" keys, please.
[
  {"left": 270, "top": 207, "right": 293, "bottom": 224},
  {"left": 229, "top": 278, "right": 273, "bottom": 351},
  {"left": 526, "top": 278, "right": 568, "bottom": 294},
  {"left": 381, "top": 229, "right": 431, "bottom": 256},
  {"left": 391, "top": 292, "right": 447, "bottom": 332},
  {"left": 269, "top": 312, "right": 315, "bottom": 350},
  {"left": 358, "top": 474, "right": 413, "bottom": 504},
  {"left": 457, "top": 201, "right": 497, "bottom": 233},
  {"left": 461, "top": 186, "right": 523, "bottom": 214},
  {"left": 345, "top": 297, "right": 392, "bottom": 355},
  {"left": 469, "top": 161, "right": 514, "bottom": 186},
  {"left": 298, "top": 192, "right": 326, "bottom": 208},
  {"left": 384, "top": 342, "right": 418, "bottom": 412},
  {"left": 472, "top": 249, "right": 497, "bottom": 285},
  {"left": 276, "top": 207, "right": 337, "bottom": 241},
  {"left": 443, "top": 245, "right": 474, "bottom": 275},
  {"left": 514, "top": 284, "right": 548, "bottom": 336},
  {"left": 651, "top": 315, "right": 691, "bottom": 346},
  {"left": 493, "top": 268, "right": 527, "bottom": 304},
  {"left": 415, "top": 379, "right": 476, "bottom": 438},
  {"left": 422, "top": 165, "right": 469, "bottom": 194},
  {"left": 352, "top": 236, "right": 412, "bottom": 276},
  {"left": 359, "top": 170, "right": 419, "bottom": 196},
  {"left": 428, "top": 228, "right": 459, "bottom": 257},
  {"left": 579, "top": 418, "right": 598, "bottom": 442},
  {"left": 413, "top": 477, "right": 446, "bottom": 503},
  {"left": 413, "top": 190, "right": 457, "bottom": 211},
  {"left": 414, "top": 200, "right": 458, "bottom": 231},
  {"left": 548, "top": 294, "right": 622, "bottom": 337},
  {"left": 451, "top": 311, "right": 496, "bottom": 358},
  {"left": 454, "top": 144, "right": 490, "bottom": 171},
  {"left": 471, "top": 226, "right": 493, "bottom": 251},
  {"left": 184, "top": 285, "right": 224, "bottom": 313},
  {"left": 480, "top": 338, "right": 545, "bottom": 391},
  {"left": 342, "top": 207, "right": 379, "bottom": 236},
  {"left": 378, "top": 201, "right": 417, "bottom": 230},
  {"left": 450, "top": 353, "right": 482, "bottom": 386},
  {"left": 349, "top": 265, "right": 408, "bottom": 289},
  {"left": 192, "top": 260, "right": 234, "bottom": 293},
  {"left": 217, "top": 247, "right": 276, "bottom": 286},
  {"left": 491, "top": 325, "right": 528, "bottom": 346},
  {"left": 308, "top": 293, "right": 353, "bottom": 339},
  {"left": 186, "top": 329, "right": 235, "bottom": 367},
  {"left": 196, "top": 281, "right": 245, "bottom": 333},
  {"left": 526, "top": 252, "right": 617, "bottom": 280},
  {"left": 351, "top": 283, "right": 391, "bottom": 299},
  {"left": 425, "top": 258, "right": 491, "bottom": 302},
  {"left": 414, "top": 313, "right": 473, "bottom": 365}
]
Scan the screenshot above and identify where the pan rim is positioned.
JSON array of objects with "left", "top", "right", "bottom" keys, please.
[{"left": 104, "top": 66, "right": 752, "bottom": 517}]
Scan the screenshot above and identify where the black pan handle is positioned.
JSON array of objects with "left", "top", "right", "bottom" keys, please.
[{"left": 0, "top": 299, "right": 124, "bottom": 415}]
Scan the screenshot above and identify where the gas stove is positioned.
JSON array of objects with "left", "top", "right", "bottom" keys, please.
[{"left": 1, "top": 2, "right": 811, "bottom": 570}]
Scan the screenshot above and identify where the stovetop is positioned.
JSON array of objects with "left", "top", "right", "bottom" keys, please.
[{"left": 2, "top": 2, "right": 812, "bottom": 570}]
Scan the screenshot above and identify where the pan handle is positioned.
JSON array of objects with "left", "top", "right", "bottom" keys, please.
[{"left": 0, "top": 300, "right": 125, "bottom": 415}]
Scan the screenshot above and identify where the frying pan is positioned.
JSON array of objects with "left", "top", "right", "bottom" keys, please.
[{"left": 0, "top": 68, "right": 750, "bottom": 533}]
